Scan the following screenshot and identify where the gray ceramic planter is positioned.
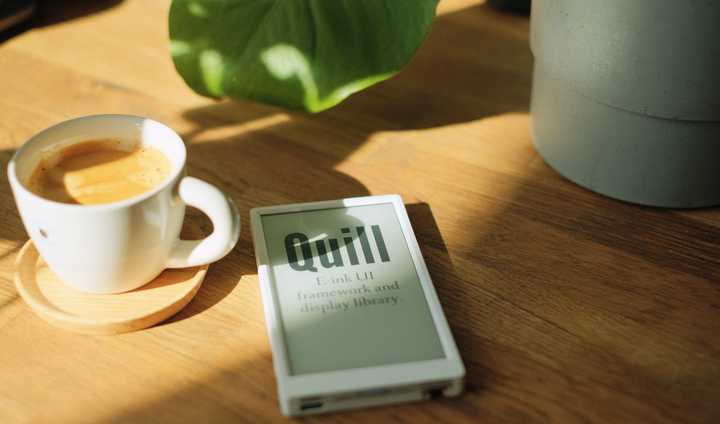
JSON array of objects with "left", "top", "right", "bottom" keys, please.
[{"left": 530, "top": 0, "right": 720, "bottom": 208}]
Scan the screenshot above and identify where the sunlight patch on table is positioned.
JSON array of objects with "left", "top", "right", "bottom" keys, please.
[
  {"left": 60, "top": 330, "right": 271, "bottom": 423},
  {"left": 437, "top": 0, "right": 487, "bottom": 15},
  {"left": 186, "top": 114, "right": 292, "bottom": 144}
]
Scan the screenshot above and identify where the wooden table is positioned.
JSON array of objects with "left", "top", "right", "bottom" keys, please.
[{"left": 1, "top": 1, "right": 718, "bottom": 422}]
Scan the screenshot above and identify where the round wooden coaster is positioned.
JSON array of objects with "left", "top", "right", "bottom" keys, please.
[{"left": 14, "top": 240, "right": 208, "bottom": 335}]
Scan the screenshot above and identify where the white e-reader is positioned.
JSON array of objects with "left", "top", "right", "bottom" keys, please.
[{"left": 250, "top": 195, "right": 465, "bottom": 416}]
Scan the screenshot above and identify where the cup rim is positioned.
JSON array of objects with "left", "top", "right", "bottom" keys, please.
[{"left": 8, "top": 114, "right": 187, "bottom": 211}]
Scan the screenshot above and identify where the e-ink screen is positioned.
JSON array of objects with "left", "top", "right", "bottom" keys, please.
[{"left": 260, "top": 203, "right": 445, "bottom": 375}]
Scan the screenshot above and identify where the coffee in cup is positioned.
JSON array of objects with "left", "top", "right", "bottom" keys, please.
[{"left": 27, "top": 139, "right": 171, "bottom": 205}]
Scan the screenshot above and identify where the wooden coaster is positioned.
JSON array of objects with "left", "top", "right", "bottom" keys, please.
[{"left": 14, "top": 240, "right": 208, "bottom": 335}]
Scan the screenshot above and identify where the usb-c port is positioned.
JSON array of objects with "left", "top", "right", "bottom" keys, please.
[
  {"left": 301, "top": 401, "right": 324, "bottom": 411},
  {"left": 426, "top": 387, "right": 445, "bottom": 399}
]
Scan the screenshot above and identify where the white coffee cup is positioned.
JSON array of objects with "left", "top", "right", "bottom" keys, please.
[{"left": 8, "top": 114, "right": 241, "bottom": 294}]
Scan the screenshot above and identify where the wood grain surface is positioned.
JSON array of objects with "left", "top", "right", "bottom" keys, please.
[{"left": 1, "top": 1, "right": 719, "bottom": 423}]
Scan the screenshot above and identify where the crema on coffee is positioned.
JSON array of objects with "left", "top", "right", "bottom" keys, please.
[{"left": 27, "top": 139, "right": 171, "bottom": 205}]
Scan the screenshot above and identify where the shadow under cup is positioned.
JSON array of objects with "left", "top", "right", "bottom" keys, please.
[{"left": 8, "top": 115, "right": 189, "bottom": 294}]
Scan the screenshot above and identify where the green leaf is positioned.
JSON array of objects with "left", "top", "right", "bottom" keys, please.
[{"left": 169, "top": 0, "right": 438, "bottom": 112}]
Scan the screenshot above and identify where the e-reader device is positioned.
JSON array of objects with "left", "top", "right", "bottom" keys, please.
[{"left": 250, "top": 195, "right": 465, "bottom": 416}]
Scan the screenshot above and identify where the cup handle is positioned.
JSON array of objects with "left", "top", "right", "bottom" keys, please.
[{"left": 166, "top": 176, "right": 241, "bottom": 268}]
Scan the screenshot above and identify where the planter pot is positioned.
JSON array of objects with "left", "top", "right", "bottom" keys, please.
[
  {"left": 530, "top": 0, "right": 720, "bottom": 207},
  {"left": 532, "top": 65, "right": 720, "bottom": 208}
]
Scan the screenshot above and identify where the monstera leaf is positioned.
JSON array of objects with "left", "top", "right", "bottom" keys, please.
[{"left": 169, "top": 0, "right": 438, "bottom": 112}]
